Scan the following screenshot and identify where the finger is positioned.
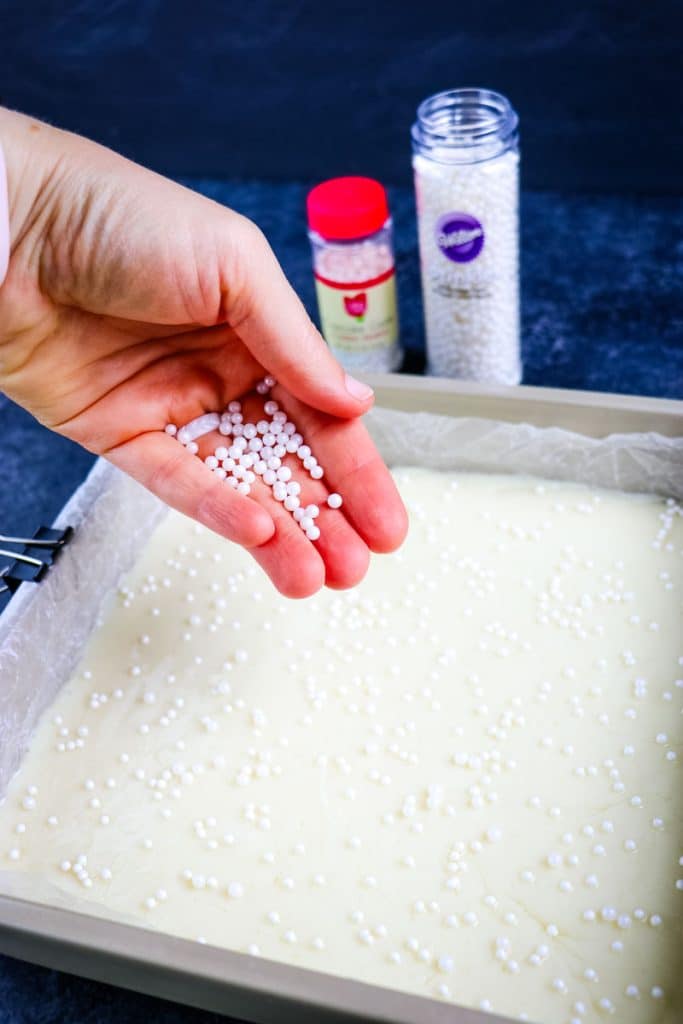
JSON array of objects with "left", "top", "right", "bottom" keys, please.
[
  {"left": 195, "top": 417, "right": 370, "bottom": 592},
  {"left": 107, "top": 431, "right": 275, "bottom": 549},
  {"left": 226, "top": 218, "right": 375, "bottom": 419},
  {"left": 273, "top": 389, "right": 408, "bottom": 554},
  {"left": 242, "top": 481, "right": 327, "bottom": 599},
  {"left": 306, "top": 500, "right": 371, "bottom": 590}
]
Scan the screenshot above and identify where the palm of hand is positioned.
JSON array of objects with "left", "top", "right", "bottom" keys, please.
[{"left": 0, "top": 141, "right": 407, "bottom": 596}]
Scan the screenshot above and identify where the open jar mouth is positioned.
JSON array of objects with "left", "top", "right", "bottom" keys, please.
[{"left": 411, "top": 88, "right": 518, "bottom": 163}]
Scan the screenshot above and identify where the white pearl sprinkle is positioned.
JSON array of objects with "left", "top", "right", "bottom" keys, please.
[{"left": 437, "top": 954, "right": 454, "bottom": 974}]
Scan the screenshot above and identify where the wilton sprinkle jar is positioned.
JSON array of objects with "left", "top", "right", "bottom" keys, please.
[
  {"left": 307, "top": 176, "right": 401, "bottom": 373},
  {"left": 412, "top": 88, "right": 520, "bottom": 383}
]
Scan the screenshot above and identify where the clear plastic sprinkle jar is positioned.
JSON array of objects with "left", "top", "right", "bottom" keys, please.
[
  {"left": 412, "top": 88, "right": 520, "bottom": 383},
  {"left": 307, "top": 176, "right": 401, "bottom": 373}
]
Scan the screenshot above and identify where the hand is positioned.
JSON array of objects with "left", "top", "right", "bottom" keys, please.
[{"left": 0, "top": 109, "right": 407, "bottom": 597}]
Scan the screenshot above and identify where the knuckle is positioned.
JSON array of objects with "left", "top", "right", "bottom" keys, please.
[{"left": 233, "top": 214, "right": 269, "bottom": 260}]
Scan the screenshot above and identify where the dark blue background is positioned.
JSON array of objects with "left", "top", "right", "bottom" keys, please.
[
  {"left": 1, "top": 0, "right": 681, "bottom": 193},
  {"left": 1, "top": 2, "right": 682, "bottom": 1022}
]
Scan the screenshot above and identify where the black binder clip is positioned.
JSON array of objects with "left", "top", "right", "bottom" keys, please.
[{"left": 0, "top": 526, "right": 74, "bottom": 595}]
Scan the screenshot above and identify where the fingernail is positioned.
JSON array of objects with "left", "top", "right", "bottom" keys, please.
[{"left": 345, "top": 373, "right": 374, "bottom": 402}]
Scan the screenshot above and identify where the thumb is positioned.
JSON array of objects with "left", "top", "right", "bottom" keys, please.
[{"left": 226, "top": 218, "right": 375, "bottom": 418}]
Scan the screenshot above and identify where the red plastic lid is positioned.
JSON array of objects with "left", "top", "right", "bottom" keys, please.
[{"left": 307, "top": 176, "right": 389, "bottom": 240}]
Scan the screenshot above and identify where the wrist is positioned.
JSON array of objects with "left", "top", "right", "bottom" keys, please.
[
  {"left": 0, "top": 135, "right": 8, "bottom": 286},
  {"left": 0, "top": 108, "right": 64, "bottom": 287},
  {"left": 0, "top": 109, "right": 67, "bottom": 373}
]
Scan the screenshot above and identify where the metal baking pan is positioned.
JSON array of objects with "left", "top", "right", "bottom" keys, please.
[{"left": 1, "top": 374, "right": 682, "bottom": 1024}]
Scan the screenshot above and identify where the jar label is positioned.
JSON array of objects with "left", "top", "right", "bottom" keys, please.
[
  {"left": 435, "top": 212, "right": 485, "bottom": 263},
  {"left": 412, "top": 150, "right": 520, "bottom": 383},
  {"left": 314, "top": 269, "right": 399, "bottom": 355}
]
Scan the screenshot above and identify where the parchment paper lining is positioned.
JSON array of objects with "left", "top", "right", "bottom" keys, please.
[{"left": 1, "top": 406, "right": 681, "bottom": 796}]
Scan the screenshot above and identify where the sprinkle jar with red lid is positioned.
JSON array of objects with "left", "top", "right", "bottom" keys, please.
[{"left": 307, "top": 176, "right": 401, "bottom": 373}]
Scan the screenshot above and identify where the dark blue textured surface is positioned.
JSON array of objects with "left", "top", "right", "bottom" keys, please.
[
  {"left": 0, "top": 179, "right": 681, "bottom": 551},
  {"left": 0, "top": 955, "right": 229, "bottom": 1024},
  {"left": 205, "top": 180, "right": 683, "bottom": 392},
  {"left": 0, "top": 177, "right": 682, "bottom": 1021},
  {"left": 0, "top": 178, "right": 681, "bottom": 592},
  {"left": 2, "top": 0, "right": 681, "bottom": 193}
]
